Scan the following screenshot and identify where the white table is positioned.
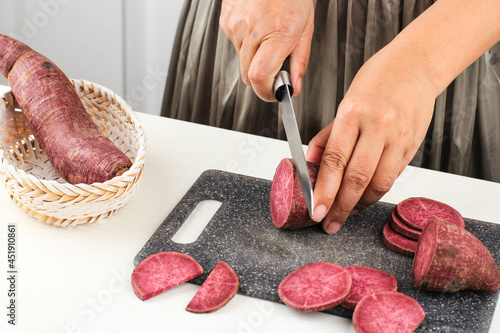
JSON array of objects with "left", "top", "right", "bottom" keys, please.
[{"left": 0, "top": 85, "right": 499, "bottom": 333}]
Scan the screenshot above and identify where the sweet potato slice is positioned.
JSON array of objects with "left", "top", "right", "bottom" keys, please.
[
  {"left": 396, "top": 197, "right": 465, "bottom": 231},
  {"left": 341, "top": 266, "right": 398, "bottom": 310},
  {"left": 186, "top": 261, "right": 239, "bottom": 313},
  {"left": 270, "top": 158, "right": 319, "bottom": 229},
  {"left": 390, "top": 208, "right": 421, "bottom": 240},
  {"left": 352, "top": 291, "right": 425, "bottom": 333},
  {"left": 412, "top": 217, "right": 500, "bottom": 292},
  {"left": 382, "top": 222, "right": 418, "bottom": 257},
  {"left": 132, "top": 252, "right": 203, "bottom": 301},
  {"left": 278, "top": 261, "right": 352, "bottom": 312}
]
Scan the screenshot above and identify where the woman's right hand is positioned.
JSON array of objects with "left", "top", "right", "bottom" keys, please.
[{"left": 220, "top": 0, "right": 315, "bottom": 101}]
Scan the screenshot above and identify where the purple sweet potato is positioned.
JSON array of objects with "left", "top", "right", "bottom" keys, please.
[
  {"left": 412, "top": 217, "right": 500, "bottom": 292},
  {"left": 186, "top": 261, "right": 239, "bottom": 313},
  {"left": 278, "top": 261, "right": 352, "bottom": 312},
  {"left": 382, "top": 222, "right": 418, "bottom": 257},
  {"left": 390, "top": 208, "right": 421, "bottom": 240},
  {"left": 131, "top": 252, "right": 203, "bottom": 301},
  {"left": 0, "top": 34, "right": 132, "bottom": 184},
  {"left": 352, "top": 291, "right": 425, "bottom": 333},
  {"left": 270, "top": 158, "right": 319, "bottom": 229},
  {"left": 396, "top": 197, "right": 465, "bottom": 231},
  {"left": 341, "top": 266, "right": 398, "bottom": 310}
]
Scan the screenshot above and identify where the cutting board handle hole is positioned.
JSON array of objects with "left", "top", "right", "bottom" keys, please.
[{"left": 171, "top": 199, "right": 223, "bottom": 244}]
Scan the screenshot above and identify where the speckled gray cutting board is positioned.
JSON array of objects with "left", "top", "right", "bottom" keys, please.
[{"left": 135, "top": 170, "right": 500, "bottom": 333}]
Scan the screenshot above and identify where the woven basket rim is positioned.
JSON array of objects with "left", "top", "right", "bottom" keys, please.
[{"left": 0, "top": 78, "right": 146, "bottom": 189}]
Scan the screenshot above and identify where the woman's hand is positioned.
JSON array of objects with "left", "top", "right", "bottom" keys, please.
[
  {"left": 220, "top": 0, "right": 314, "bottom": 101},
  {"left": 306, "top": 44, "right": 439, "bottom": 234}
]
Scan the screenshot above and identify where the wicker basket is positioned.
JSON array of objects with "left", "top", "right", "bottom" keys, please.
[{"left": 0, "top": 79, "right": 146, "bottom": 226}]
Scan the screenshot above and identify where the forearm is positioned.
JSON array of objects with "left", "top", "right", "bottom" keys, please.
[{"left": 385, "top": 0, "right": 500, "bottom": 97}]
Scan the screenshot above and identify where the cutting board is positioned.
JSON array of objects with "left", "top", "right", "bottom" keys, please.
[{"left": 135, "top": 170, "right": 500, "bottom": 332}]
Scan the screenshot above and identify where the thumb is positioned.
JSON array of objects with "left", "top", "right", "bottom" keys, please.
[{"left": 289, "top": 30, "right": 313, "bottom": 96}]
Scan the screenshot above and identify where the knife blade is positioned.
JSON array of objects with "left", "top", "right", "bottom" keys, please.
[{"left": 273, "top": 57, "right": 314, "bottom": 218}]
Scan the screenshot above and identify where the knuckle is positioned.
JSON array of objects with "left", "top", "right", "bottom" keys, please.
[
  {"left": 284, "top": 25, "right": 302, "bottom": 39},
  {"left": 336, "top": 98, "right": 357, "bottom": 119},
  {"left": 369, "top": 177, "right": 394, "bottom": 198},
  {"left": 247, "top": 66, "right": 266, "bottom": 86},
  {"left": 354, "top": 201, "right": 371, "bottom": 212},
  {"left": 377, "top": 102, "right": 398, "bottom": 125},
  {"left": 337, "top": 98, "right": 401, "bottom": 132},
  {"left": 219, "top": 14, "right": 234, "bottom": 36},
  {"left": 335, "top": 99, "right": 364, "bottom": 128},
  {"left": 331, "top": 202, "right": 352, "bottom": 217},
  {"left": 397, "top": 123, "right": 410, "bottom": 138},
  {"left": 219, "top": 15, "right": 228, "bottom": 31},
  {"left": 321, "top": 151, "right": 349, "bottom": 173},
  {"left": 344, "top": 168, "right": 372, "bottom": 192},
  {"left": 269, "top": 17, "right": 300, "bottom": 39},
  {"left": 240, "top": 72, "right": 250, "bottom": 86}
]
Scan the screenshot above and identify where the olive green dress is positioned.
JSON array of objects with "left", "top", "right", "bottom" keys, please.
[{"left": 161, "top": 0, "right": 500, "bottom": 182}]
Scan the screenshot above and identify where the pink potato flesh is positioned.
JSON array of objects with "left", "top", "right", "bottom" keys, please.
[
  {"left": 352, "top": 291, "right": 425, "bottom": 333},
  {"left": 382, "top": 222, "right": 418, "bottom": 257},
  {"left": 396, "top": 197, "right": 465, "bottom": 231},
  {"left": 131, "top": 252, "right": 203, "bottom": 301},
  {"left": 412, "top": 217, "right": 500, "bottom": 292},
  {"left": 341, "top": 266, "right": 398, "bottom": 310},
  {"left": 270, "top": 158, "right": 320, "bottom": 229},
  {"left": 186, "top": 261, "right": 239, "bottom": 313},
  {"left": 278, "top": 261, "right": 352, "bottom": 312},
  {"left": 390, "top": 208, "right": 421, "bottom": 240}
]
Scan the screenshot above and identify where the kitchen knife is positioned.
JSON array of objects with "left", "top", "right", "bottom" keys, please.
[{"left": 273, "top": 57, "right": 314, "bottom": 218}]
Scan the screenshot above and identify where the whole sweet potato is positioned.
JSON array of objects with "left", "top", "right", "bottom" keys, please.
[
  {"left": 0, "top": 34, "right": 132, "bottom": 184},
  {"left": 412, "top": 217, "right": 500, "bottom": 292}
]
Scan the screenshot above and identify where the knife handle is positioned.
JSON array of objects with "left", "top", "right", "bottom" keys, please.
[{"left": 273, "top": 57, "right": 294, "bottom": 102}]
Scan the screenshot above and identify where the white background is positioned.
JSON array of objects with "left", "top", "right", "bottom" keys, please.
[{"left": 0, "top": 0, "right": 184, "bottom": 115}]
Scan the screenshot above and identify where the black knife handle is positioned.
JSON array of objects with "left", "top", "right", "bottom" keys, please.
[
  {"left": 281, "top": 56, "right": 291, "bottom": 73},
  {"left": 274, "top": 57, "right": 294, "bottom": 102}
]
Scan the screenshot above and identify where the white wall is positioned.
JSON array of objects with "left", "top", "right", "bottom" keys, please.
[
  {"left": 0, "top": 0, "right": 184, "bottom": 115},
  {"left": 123, "top": 0, "right": 183, "bottom": 115}
]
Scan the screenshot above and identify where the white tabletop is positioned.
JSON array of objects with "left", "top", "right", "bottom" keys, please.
[{"left": 0, "top": 84, "right": 499, "bottom": 333}]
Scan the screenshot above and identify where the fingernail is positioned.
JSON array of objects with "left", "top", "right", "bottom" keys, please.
[
  {"left": 326, "top": 222, "right": 342, "bottom": 234},
  {"left": 349, "top": 208, "right": 360, "bottom": 217},
  {"left": 312, "top": 204, "right": 327, "bottom": 222},
  {"left": 296, "top": 77, "right": 302, "bottom": 95}
]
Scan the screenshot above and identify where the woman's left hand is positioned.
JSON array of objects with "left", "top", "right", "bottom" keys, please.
[{"left": 306, "top": 43, "right": 438, "bottom": 234}]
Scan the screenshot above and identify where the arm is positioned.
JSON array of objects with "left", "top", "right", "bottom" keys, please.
[
  {"left": 307, "top": 0, "right": 500, "bottom": 233},
  {"left": 398, "top": 0, "right": 500, "bottom": 94}
]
